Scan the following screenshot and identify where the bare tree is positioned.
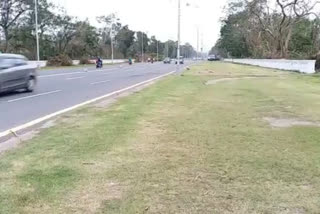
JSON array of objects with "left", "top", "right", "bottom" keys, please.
[{"left": 247, "top": 0, "right": 320, "bottom": 58}]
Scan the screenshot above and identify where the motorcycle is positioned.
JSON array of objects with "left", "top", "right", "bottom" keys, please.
[{"left": 96, "top": 60, "right": 103, "bottom": 69}]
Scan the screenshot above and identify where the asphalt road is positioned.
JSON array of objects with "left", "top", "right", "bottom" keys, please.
[{"left": 0, "top": 62, "right": 192, "bottom": 133}]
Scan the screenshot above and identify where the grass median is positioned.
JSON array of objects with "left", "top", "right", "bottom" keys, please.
[{"left": 1, "top": 62, "right": 320, "bottom": 213}]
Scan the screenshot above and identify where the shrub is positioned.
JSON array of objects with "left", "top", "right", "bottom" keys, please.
[
  {"left": 79, "top": 57, "right": 94, "bottom": 65},
  {"left": 47, "top": 54, "right": 73, "bottom": 66}
]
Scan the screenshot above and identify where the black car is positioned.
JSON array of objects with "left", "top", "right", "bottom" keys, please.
[
  {"left": 208, "top": 55, "right": 220, "bottom": 61},
  {"left": 0, "top": 54, "right": 37, "bottom": 93}
]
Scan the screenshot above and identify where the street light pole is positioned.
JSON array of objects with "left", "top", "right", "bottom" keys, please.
[
  {"left": 197, "top": 26, "right": 199, "bottom": 60},
  {"left": 177, "top": 0, "right": 181, "bottom": 73},
  {"left": 157, "top": 40, "right": 159, "bottom": 62},
  {"left": 34, "top": 0, "right": 40, "bottom": 63},
  {"left": 141, "top": 32, "right": 144, "bottom": 63},
  {"left": 110, "top": 22, "right": 114, "bottom": 64}
]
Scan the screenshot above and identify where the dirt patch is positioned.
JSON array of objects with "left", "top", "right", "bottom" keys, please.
[
  {"left": 206, "top": 77, "right": 258, "bottom": 85},
  {"left": 0, "top": 120, "right": 56, "bottom": 154},
  {"left": 64, "top": 181, "right": 124, "bottom": 213},
  {"left": 264, "top": 117, "right": 320, "bottom": 128},
  {"left": 205, "top": 74, "right": 286, "bottom": 85}
]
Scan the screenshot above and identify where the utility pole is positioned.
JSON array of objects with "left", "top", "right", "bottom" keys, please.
[
  {"left": 141, "top": 32, "right": 144, "bottom": 63},
  {"left": 177, "top": 0, "right": 181, "bottom": 73},
  {"left": 196, "top": 27, "right": 199, "bottom": 60},
  {"left": 110, "top": 22, "right": 114, "bottom": 64},
  {"left": 34, "top": 0, "right": 40, "bottom": 63},
  {"left": 166, "top": 40, "right": 169, "bottom": 58},
  {"left": 201, "top": 33, "right": 204, "bottom": 60},
  {"left": 157, "top": 40, "right": 159, "bottom": 62}
]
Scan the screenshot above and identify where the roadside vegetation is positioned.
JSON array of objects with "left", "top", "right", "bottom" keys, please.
[
  {"left": 1, "top": 62, "right": 320, "bottom": 213},
  {"left": 0, "top": 1, "right": 195, "bottom": 63},
  {"left": 212, "top": 0, "right": 320, "bottom": 62}
]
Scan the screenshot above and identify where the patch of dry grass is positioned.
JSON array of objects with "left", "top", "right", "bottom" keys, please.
[{"left": 1, "top": 62, "right": 320, "bottom": 213}]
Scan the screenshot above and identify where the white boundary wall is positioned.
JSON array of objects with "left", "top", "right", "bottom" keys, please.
[
  {"left": 224, "top": 59, "right": 316, "bottom": 74},
  {"left": 29, "top": 59, "right": 127, "bottom": 68}
]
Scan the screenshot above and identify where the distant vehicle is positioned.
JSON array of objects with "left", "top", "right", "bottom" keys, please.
[
  {"left": 208, "top": 55, "right": 220, "bottom": 61},
  {"left": 175, "top": 57, "right": 184, "bottom": 64},
  {"left": 96, "top": 58, "right": 103, "bottom": 68},
  {"left": 0, "top": 54, "right": 37, "bottom": 93},
  {"left": 193, "top": 57, "right": 204, "bottom": 61},
  {"left": 163, "top": 57, "right": 171, "bottom": 64}
]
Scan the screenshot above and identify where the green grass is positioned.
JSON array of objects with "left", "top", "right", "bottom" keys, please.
[
  {"left": 39, "top": 64, "right": 95, "bottom": 71},
  {"left": 1, "top": 62, "right": 320, "bottom": 213},
  {"left": 40, "top": 62, "right": 125, "bottom": 71}
]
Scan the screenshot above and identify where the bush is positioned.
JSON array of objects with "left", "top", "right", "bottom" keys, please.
[
  {"left": 47, "top": 54, "right": 73, "bottom": 66},
  {"left": 79, "top": 57, "right": 94, "bottom": 65}
]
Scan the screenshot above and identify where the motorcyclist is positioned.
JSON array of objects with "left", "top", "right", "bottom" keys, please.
[{"left": 96, "top": 57, "right": 103, "bottom": 68}]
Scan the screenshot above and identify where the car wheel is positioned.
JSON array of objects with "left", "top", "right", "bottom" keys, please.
[{"left": 26, "top": 77, "right": 36, "bottom": 92}]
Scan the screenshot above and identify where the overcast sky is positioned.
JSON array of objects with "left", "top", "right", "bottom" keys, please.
[{"left": 49, "top": 0, "right": 227, "bottom": 52}]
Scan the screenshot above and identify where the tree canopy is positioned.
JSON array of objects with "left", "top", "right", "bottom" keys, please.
[
  {"left": 213, "top": 0, "right": 320, "bottom": 59},
  {"left": 0, "top": 0, "right": 196, "bottom": 60}
]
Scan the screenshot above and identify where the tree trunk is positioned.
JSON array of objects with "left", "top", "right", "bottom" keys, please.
[
  {"left": 3, "top": 28, "right": 9, "bottom": 52},
  {"left": 282, "top": 27, "right": 292, "bottom": 58}
]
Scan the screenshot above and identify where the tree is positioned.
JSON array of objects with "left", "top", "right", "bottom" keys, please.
[
  {"left": 0, "top": 0, "right": 31, "bottom": 52},
  {"left": 181, "top": 43, "right": 196, "bottom": 58},
  {"left": 52, "top": 14, "right": 77, "bottom": 54},
  {"left": 214, "top": 0, "right": 320, "bottom": 59},
  {"left": 97, "top": 13, "right": 121, "bottom": 58},
  {"left": 115, "top": 25, "right": 135, "bottom": 58},
  {"left": 67, "top": 20, "right": 100, "bottom": 58},
  {"left": 216, "top": 12, "right": 251, "bottom": 58}
]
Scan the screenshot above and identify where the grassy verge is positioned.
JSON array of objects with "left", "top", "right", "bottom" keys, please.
[
  {"left": 39, "top": 62, "right": 126, "bottom": 71},
  {"left": 39, "top": 64, "right": 95, "bottom": 71},
  {"left": 1, "top": 62, "right": 320, "bottom": 213}
]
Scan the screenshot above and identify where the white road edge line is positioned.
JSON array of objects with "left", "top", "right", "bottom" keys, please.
[
  {"left": 90, "top": 80, "right": 111, "bottom": 85},
  {"left": 87, "top": 68, "right": 115, "bottom": 73},
  {"left": 39, "top": 68, "right": 117, "bottom": 78},
  {"left": 0, "top": 70, "right": 177, "bottom": 138},
  {"left": 39, "top": 72, "right": 84, "bottom": 78},
  {"left": 66, "top": 76, "right": 85, "bottom": 80},
  {"left": 7, "top": 90, "right": 62, "bottom": 103}
]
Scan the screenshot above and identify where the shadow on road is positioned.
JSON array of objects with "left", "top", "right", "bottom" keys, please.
[{"left": 0, "top": 90, "right": 29, "bottom": 99}]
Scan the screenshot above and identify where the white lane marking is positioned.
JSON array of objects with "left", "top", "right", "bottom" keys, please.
[
  {"left": 7, "top": 90, "right": 62, "bottom": 103},
  {"left": 66, "top": 76, "right": 85, "bottom": 80},
  {"left": 39, "top": 72, "right": 84, "bottom": 78},
  {"left": 90, "top": 80, "right": 111, "bottom": 85},
  {"left": 98, "top": 73, "right": 113, "bottom": 76},
  {"left": 39, "top": 68, "right": 119, "bottom": 78},
  {"left": 87, "top": 68, "right": 116, "bottom": 73},
  {"left": 0, "top": 70, "right": 177, "bottom": 138}
]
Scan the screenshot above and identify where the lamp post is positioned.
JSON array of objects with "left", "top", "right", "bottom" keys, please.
[
  {"left": 34, "top": 0, "right": 40, "bottom": 63},
  {"left": 157, "top": 40, "right": 159, "bottom": 62},
  {"left": 141, "top": 32, "right": 144, "bottom": 63},
  {"left": 111, "top": 26, "right": 114, "bottom": 64},
  {"left": 177, "top": 0, "right": 181, "bottom": 73}
]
